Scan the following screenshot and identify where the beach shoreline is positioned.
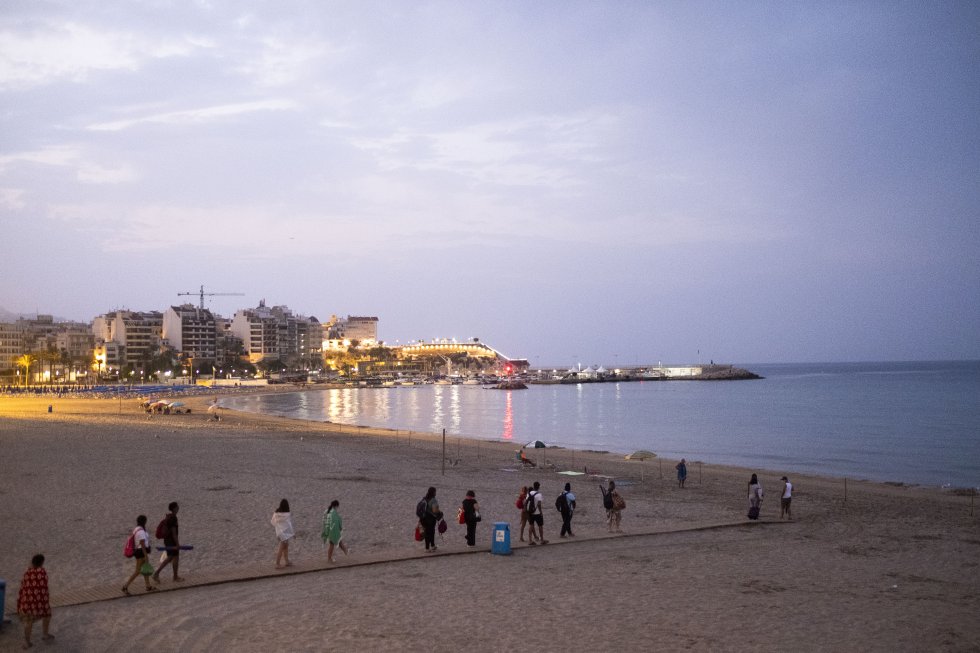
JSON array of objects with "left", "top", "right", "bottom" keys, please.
[{"left": 1, "top": 393, "right": 978, "bottom": 651}]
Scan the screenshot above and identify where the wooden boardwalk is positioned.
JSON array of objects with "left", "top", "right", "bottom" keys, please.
[{"left": 23, "top": 519, "right": 779, "bottom": 613}]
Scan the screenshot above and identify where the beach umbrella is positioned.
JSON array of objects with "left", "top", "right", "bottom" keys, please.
[
  {"left": 526, "top": 440, "right": 546, "bottom": 448},
  {"left": 625, "top": 450, "right": 656, "bottom": 460}
]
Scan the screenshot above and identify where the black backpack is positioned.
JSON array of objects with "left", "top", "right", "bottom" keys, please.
[
  {"left": 416, "top": 498, "right": 427, "bottom": 520},
  {"left": 601, "top": 487, "right": 613, "bottom": 510},
  {"left": 555, "top": 492, "right": 568, "bottom": 512},
  {"left": 525, "top": 492, "right": 537, "bottom": 515}
]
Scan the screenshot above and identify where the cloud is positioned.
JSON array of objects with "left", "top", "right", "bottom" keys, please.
[
  {"left": 86, "top": 99, "right": 299, "bottom": 131},
  {"left": 351, "top": 110, "right": 620, "bottom": 189},
  {"left": 0, "top": 21, "right": 202, "bottom": 90},
  {"left": 0, "top": 188, "right": 26, "bottom": 210},
  {"left": 0, "top": 145, "right": 136, "bottom": 185}
]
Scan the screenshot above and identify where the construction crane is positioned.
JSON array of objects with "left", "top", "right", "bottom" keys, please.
[{"left": 177, "top": 285, "right": 245, "bottom": 310}]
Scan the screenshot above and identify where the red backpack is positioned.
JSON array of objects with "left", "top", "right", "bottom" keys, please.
[
  {"left": 155, "top": 517, "right": 168, "bottom": 540},
  {"left": 123, "top": 531, "right": 136, "bottom": 558}
]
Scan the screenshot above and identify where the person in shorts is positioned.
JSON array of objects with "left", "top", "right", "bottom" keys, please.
[
  {"left": 526, "top": 481, "right": 548, "bottom": 545},
  {"left": 153, "top": 502, "right": 184, "bottom": 582}
]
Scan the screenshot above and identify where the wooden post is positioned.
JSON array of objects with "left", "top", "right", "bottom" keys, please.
[
  {"left": 659, "top": 459, "right": 662, "bottom": 480},
  {"left": 844, "top": 478, "right": 847, "bottom": 504},
  {"left": 442, "top": 429, "right": 446, "bottom": 476},
  {"left": 971, "top": 494, "right": 974, "bottom": 517},
  {"left": 698, "top": 462, "right": 702, "bottom": 485}
]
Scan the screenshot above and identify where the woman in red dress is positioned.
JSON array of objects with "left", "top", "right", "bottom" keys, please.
[{"left": 17, "top": 553, "right": 53, "bottom": 649}]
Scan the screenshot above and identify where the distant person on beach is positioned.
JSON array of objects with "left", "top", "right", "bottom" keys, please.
[
  {"left": 122, "top": 515, "right": 156, "bottom": 595},
  {"left": 780, "top": 476, "right": 793, "bottom": 520},
  {"left": 517, "top": 486, "right": 529, "bottom": 541},
  {"left": 18, "top": 553, "right": 54, "bottom": 648},
  {"left": 525, "top": 481, "right": 548, "bottom": 545},
  {"left": 603, "top": 480, "right": 624, "bottom": 533},
  {"left": 747, "top": 474, "right": 763, "bottom": 519},
  {"left": 321, "top": 500, "right": 349, "bottom": 563},
  {"left": 272, "top": 498, "right": 295, "bottom": 568},
  {"left": 420, "top": 487, "right": 442, "bottom": 552},
  {"left": 520, "top": 446, "right": 536, "bottom": 467},
  {"left": 461, "top": 490, "right": 480, "bottom": 547},
  {"left": 152, "top": 502, "right": 183, "bottom": 583},
  {"left": 557, "top": 482, "right": 576, "bottom": 537},
  {"left": 676, "top": 459, "right": 688, "bottom": 488}
]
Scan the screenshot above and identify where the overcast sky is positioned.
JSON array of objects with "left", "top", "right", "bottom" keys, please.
[{"left": 1, "top": 1, "right": 977, "bottom": 366}]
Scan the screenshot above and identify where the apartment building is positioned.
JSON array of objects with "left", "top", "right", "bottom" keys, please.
[
  {"left": 163, "top": 305, "right": 217, "bottom": 364},
  {"left": 230, "top": 301, "right": 320, "bottom": 366},
  {"left": 91, "top": 310, "right": 163, "bottom": 369}
]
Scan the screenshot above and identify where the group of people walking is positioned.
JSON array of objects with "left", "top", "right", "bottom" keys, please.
[
  {"left": 12, "top": 464, "right": 796, "bottom": 649},
  {"left": 746, "top": 474, "right": 794, "bottom": 520},
  {"left": 271, "top": 498, "right": 350, "bottom": 568},
  {"left": 121, "top": 502, "right": 182, "bottom": 595}
]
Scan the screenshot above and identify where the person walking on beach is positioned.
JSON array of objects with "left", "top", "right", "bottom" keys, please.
[
  {"left": 419, "top": 487, "right": 442, "bottom": 552},
  {"left": 747, "top": 474, "right": 763, "bottom": 519},
  {"left": 18, "top": 553, "right": 54, "bottom": 648},
  {"left": 321, "top": 500, "right": 349, "bottom": 563},
  {"left": 780, "top": 476, "right": 793, "bottom": 520},
  {"left": 272, "top": 499, "right": 295, "bottom": 568},
  {"left": 122, "top": 515, "right": 156, "bottom": 595},
  {"left": 525, "top": 481, "right": 548, "bottom": 545},
  {"left": 602, "top": 480, "right": 624, "bottom": 533},
  {"left": 461, "top": 490, "right": 481, "bottom": 547},
  {"left": 676, "top": 459, "right": 688, "bottom": 488},
  {"left": 152, "top": 502, "right": 183, "bottom": 583},
  {"left": 517, "top": 486, "right": 529, "bottom": 542},
  {"left": 556, "top": 482, "right": 576, "bottom": 537}
]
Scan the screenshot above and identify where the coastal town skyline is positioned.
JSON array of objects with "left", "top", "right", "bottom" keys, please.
[{"left": 1, "top": 3, "right": 978, "bottom": 365}]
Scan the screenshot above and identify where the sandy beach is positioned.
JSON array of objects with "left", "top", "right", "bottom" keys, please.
[{"left": 0, "top": 392, "right": 978, "bottom": 652}]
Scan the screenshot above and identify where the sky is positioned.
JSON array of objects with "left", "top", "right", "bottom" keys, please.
[{"left": 0, "top": 1, "right": 977, "bottom": 366}]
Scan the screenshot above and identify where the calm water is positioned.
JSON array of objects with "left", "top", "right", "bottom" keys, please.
[{"left": 221, "top": 361, "right": 980, "bottom": 488}]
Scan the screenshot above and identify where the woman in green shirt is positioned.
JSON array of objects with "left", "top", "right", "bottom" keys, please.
[{"left": 321, "top": 500, "right": 349, "bottom": 563}]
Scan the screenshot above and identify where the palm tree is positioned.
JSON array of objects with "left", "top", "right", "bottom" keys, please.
[{"left": 15, "top": 353, "right": 37, "bottom": 386}]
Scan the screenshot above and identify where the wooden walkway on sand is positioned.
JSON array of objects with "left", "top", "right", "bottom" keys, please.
[{"left": 23, "top": 519, "right": 786, "bottom": 613}]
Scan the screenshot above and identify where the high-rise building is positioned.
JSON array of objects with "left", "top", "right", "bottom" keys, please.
[
  {"left": 230, "top": 301, "right": 320, "bottom": 366},
  {"left": 91, "top": 310, "right": 163, "bottom": 370},
  {"left": 163, "top": 305, "right": 217, "bottom": 364}
]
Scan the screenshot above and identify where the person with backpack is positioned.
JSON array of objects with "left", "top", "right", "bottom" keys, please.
[
  {"left": 556, "top": 482, "right": 576, "bottom": 537},
  {"left": 461, "top": 490, "right": 480, "bottom": 547},
  {"left": 152, "top": 502, "right": 183, "bottom": 583},
  {"left": 525, "top": 481, "right": 548, "bottom": 545},
  {"left": 601, "top": 480, "right": 625, "bottom": 533},
  {"left": 418, "top": 487, "right": 442, "bottom": 552},
  {"left": 516, "top": 486, "right": 529, "bottom": 542},
  {"left": 122, "top": 515, "right": 156, "bottom": 595}
]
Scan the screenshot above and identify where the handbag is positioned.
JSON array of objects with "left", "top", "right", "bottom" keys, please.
[
  {"left": 474, "top": 510, "right": 481, "bottom": 522},
  {"left": 139, "top": 561, "right": 155, "bottom": 576},
  {"left": 437, "top": 518, "right": 448, "bottom": 534},
  {"left": 414, "top": 525, "right": 423, "bottom": 541},
  {"left": 457, "top": 507, "right": 465, "bottom": 524}
]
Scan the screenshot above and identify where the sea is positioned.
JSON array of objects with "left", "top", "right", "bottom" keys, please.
[{"left": 220, "top": 361, "right": 980, "bottom": 489}]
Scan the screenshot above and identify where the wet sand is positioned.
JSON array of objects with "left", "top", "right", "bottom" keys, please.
[{"left": 0, "top": 393, "right": 978, "bottom": 652}]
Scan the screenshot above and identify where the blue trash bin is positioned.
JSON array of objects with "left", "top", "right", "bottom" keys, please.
[{"left": 491, "top": 522, "right": 511, "bottom": 555}]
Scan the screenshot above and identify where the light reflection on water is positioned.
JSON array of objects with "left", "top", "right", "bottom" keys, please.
[{"left": 220, "top": 361, "right": 980, "bottom": 488}]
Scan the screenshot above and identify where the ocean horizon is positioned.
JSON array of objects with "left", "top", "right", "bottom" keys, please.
[{"left": 221, "top": 360, "right": 980, "bottom": 489}]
